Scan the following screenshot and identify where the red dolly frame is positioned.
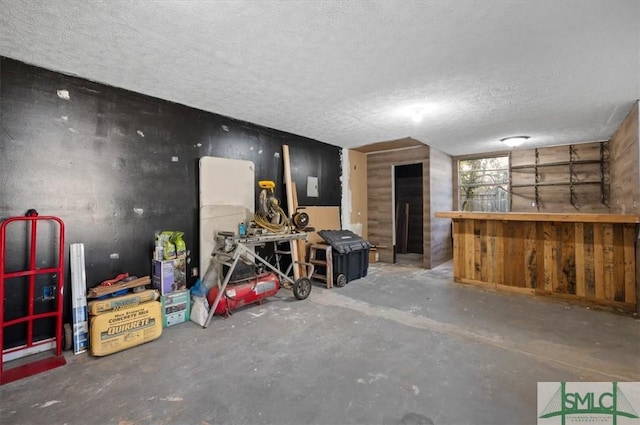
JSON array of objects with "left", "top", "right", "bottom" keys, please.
[{"left": 0, "top": 213, "right": 66, "bottom": 385}]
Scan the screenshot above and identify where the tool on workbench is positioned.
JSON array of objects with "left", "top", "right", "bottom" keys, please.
[
  {"left": 255, "top": 180, "right": 289, "bottom": 233},
  {"left": 291, "top": 207, "right": 310, "bottom": 230}
]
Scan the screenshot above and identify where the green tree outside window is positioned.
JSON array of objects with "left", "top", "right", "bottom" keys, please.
[{"left": 459, "top": 156, "right": 510, "bottom": 212}]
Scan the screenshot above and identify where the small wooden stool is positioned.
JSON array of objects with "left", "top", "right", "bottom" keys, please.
[{"left": 309, "top": 243, "right": 333, "bottom": 288}]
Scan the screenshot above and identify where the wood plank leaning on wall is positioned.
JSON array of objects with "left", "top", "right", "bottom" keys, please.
[{"left": 282, "top": 145, "right": 302, "bottom": 280}]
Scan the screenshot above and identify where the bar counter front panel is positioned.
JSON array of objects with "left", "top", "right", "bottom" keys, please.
[{"left": 435, "top": 212, "right": 639, "bottom": 311}]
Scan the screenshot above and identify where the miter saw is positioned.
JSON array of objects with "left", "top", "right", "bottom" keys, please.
[
  {"left": 255, "top": 180, "right": 288, "bottom": 233},
  {"left": 253, "top": 180, "right": 310, "bottom": 233}
]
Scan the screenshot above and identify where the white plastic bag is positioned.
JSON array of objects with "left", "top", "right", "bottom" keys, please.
[{"left": 190, "top": 295, "right": 210, "bottom": 326}]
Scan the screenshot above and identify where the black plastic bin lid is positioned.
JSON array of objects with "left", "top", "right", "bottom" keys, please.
[{"left": 317, "top": 230, "right": 372, "bottom": 254}]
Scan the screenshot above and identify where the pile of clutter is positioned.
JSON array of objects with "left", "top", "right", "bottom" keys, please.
[
  {"left": 85, "top": 230, "right": 191, "bottom": 357},
  {"left": 151, "top": 230, "right": 191, "bottom": 327},
  {"left": 86, "top": 274, "right": 162, "bottom": 356}
]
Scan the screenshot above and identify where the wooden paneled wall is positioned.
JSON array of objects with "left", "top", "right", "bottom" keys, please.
[
  {"left": 429, "top": 147, "right": 453, "bottom": 267},
  {"left": 368, "top": 146, "right": 429, "bottom": 265},
  {"left": 366, "top": 145, "right": 453, "bottom": 268},
  {"left": 452, "top": 140, "right": 618, "bottom": 214},
  {"left": 610, "top": 102, "right": 639, "bottom": 215},
  {"left": 510, "top": 142, "right": 609, "bottom": 213},
  {"left": 452, "top": 218, "right": 637, "bottom": 311},
  {"left": 609, "top": 101, "right": 640, "bottom": 314}
]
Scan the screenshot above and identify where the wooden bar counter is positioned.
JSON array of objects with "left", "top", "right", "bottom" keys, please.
[{"left": 435, "top": 212, "right": 640, "bottom": 312}]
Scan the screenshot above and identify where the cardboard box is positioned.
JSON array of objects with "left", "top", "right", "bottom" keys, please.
[
  {"left": 88, "top": 289, "right": 159, "bottom": 315},
  {"left": 152, "top": 257, "right": 187, "bottom": 295},
  {"left": 161, "top": 289, "right": 191, "bottom": 327},
  {"left": 368, "top": 248, "right": 379, "bottom": 263}
]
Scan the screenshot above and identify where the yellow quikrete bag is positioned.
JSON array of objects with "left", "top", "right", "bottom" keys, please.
[{"left": 90, "top": 300, "right": 162, "bottom": 356}]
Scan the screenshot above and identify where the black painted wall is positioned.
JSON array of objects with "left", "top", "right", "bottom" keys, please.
[{"left": 0, "top": 57, "right": 341, "bottom": 332}]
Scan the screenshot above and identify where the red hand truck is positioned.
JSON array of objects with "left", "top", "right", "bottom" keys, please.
[{"left": 0, "top": 210, "right": 66, "bottom": 384}]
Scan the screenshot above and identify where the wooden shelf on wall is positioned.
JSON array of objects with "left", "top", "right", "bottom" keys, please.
[
  {"left": 511, "top": 159, "right": 602, "bottom": 169},
  {"left": 509, "top": 142, "right": 610, "bottom": 211},
  {"left": 511, "top": 181, "right": 603, "bottom": 188}
]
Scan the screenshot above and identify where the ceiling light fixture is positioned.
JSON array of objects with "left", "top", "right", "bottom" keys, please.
[{"left": 500, "top": 136, "right": 529, "bottom": 147}]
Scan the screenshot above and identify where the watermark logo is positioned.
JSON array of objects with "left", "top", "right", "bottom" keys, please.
[{"left": 538, "top": 382, "right": 640, "bottom": 425}]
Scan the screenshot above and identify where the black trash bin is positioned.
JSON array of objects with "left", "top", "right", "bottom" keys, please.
[{"left": 317, "top": 230, "right": 372, "bottom": 285}]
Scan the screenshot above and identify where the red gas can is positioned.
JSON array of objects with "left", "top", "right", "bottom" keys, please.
[{"left": 207, "top": 272, "right": 280, "bottom": 317}]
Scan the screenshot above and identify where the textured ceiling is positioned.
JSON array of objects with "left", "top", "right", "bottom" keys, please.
[{"left": 0, "top": 0, "right": 638, "bottom": 155}]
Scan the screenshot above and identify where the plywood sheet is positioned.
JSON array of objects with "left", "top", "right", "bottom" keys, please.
[
  {"left": 199, "top": 156, "right": 255, "bottom": 208},
  {"left": 199, "top": 205, "right": 252, "bottom": 287},
  {"left": 198, "top": 156, "right": 255, "bottom": 281}
]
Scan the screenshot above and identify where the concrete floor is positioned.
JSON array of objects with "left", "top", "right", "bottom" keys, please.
[{"left": 1, "top": 261, "right": 639, "bottom": 425}]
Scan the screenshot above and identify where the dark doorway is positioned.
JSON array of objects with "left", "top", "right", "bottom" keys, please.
[{"left": 394, "top": 163, "right": 423, "bottom": 267}]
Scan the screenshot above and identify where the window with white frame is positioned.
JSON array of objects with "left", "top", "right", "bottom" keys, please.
[{"left": 458, "top": 156, "right": 510, "bottom": 212}]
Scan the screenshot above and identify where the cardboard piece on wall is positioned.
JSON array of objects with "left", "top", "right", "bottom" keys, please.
[{"left": 300, "top": 206, "right": 341, "bottom": 245}]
